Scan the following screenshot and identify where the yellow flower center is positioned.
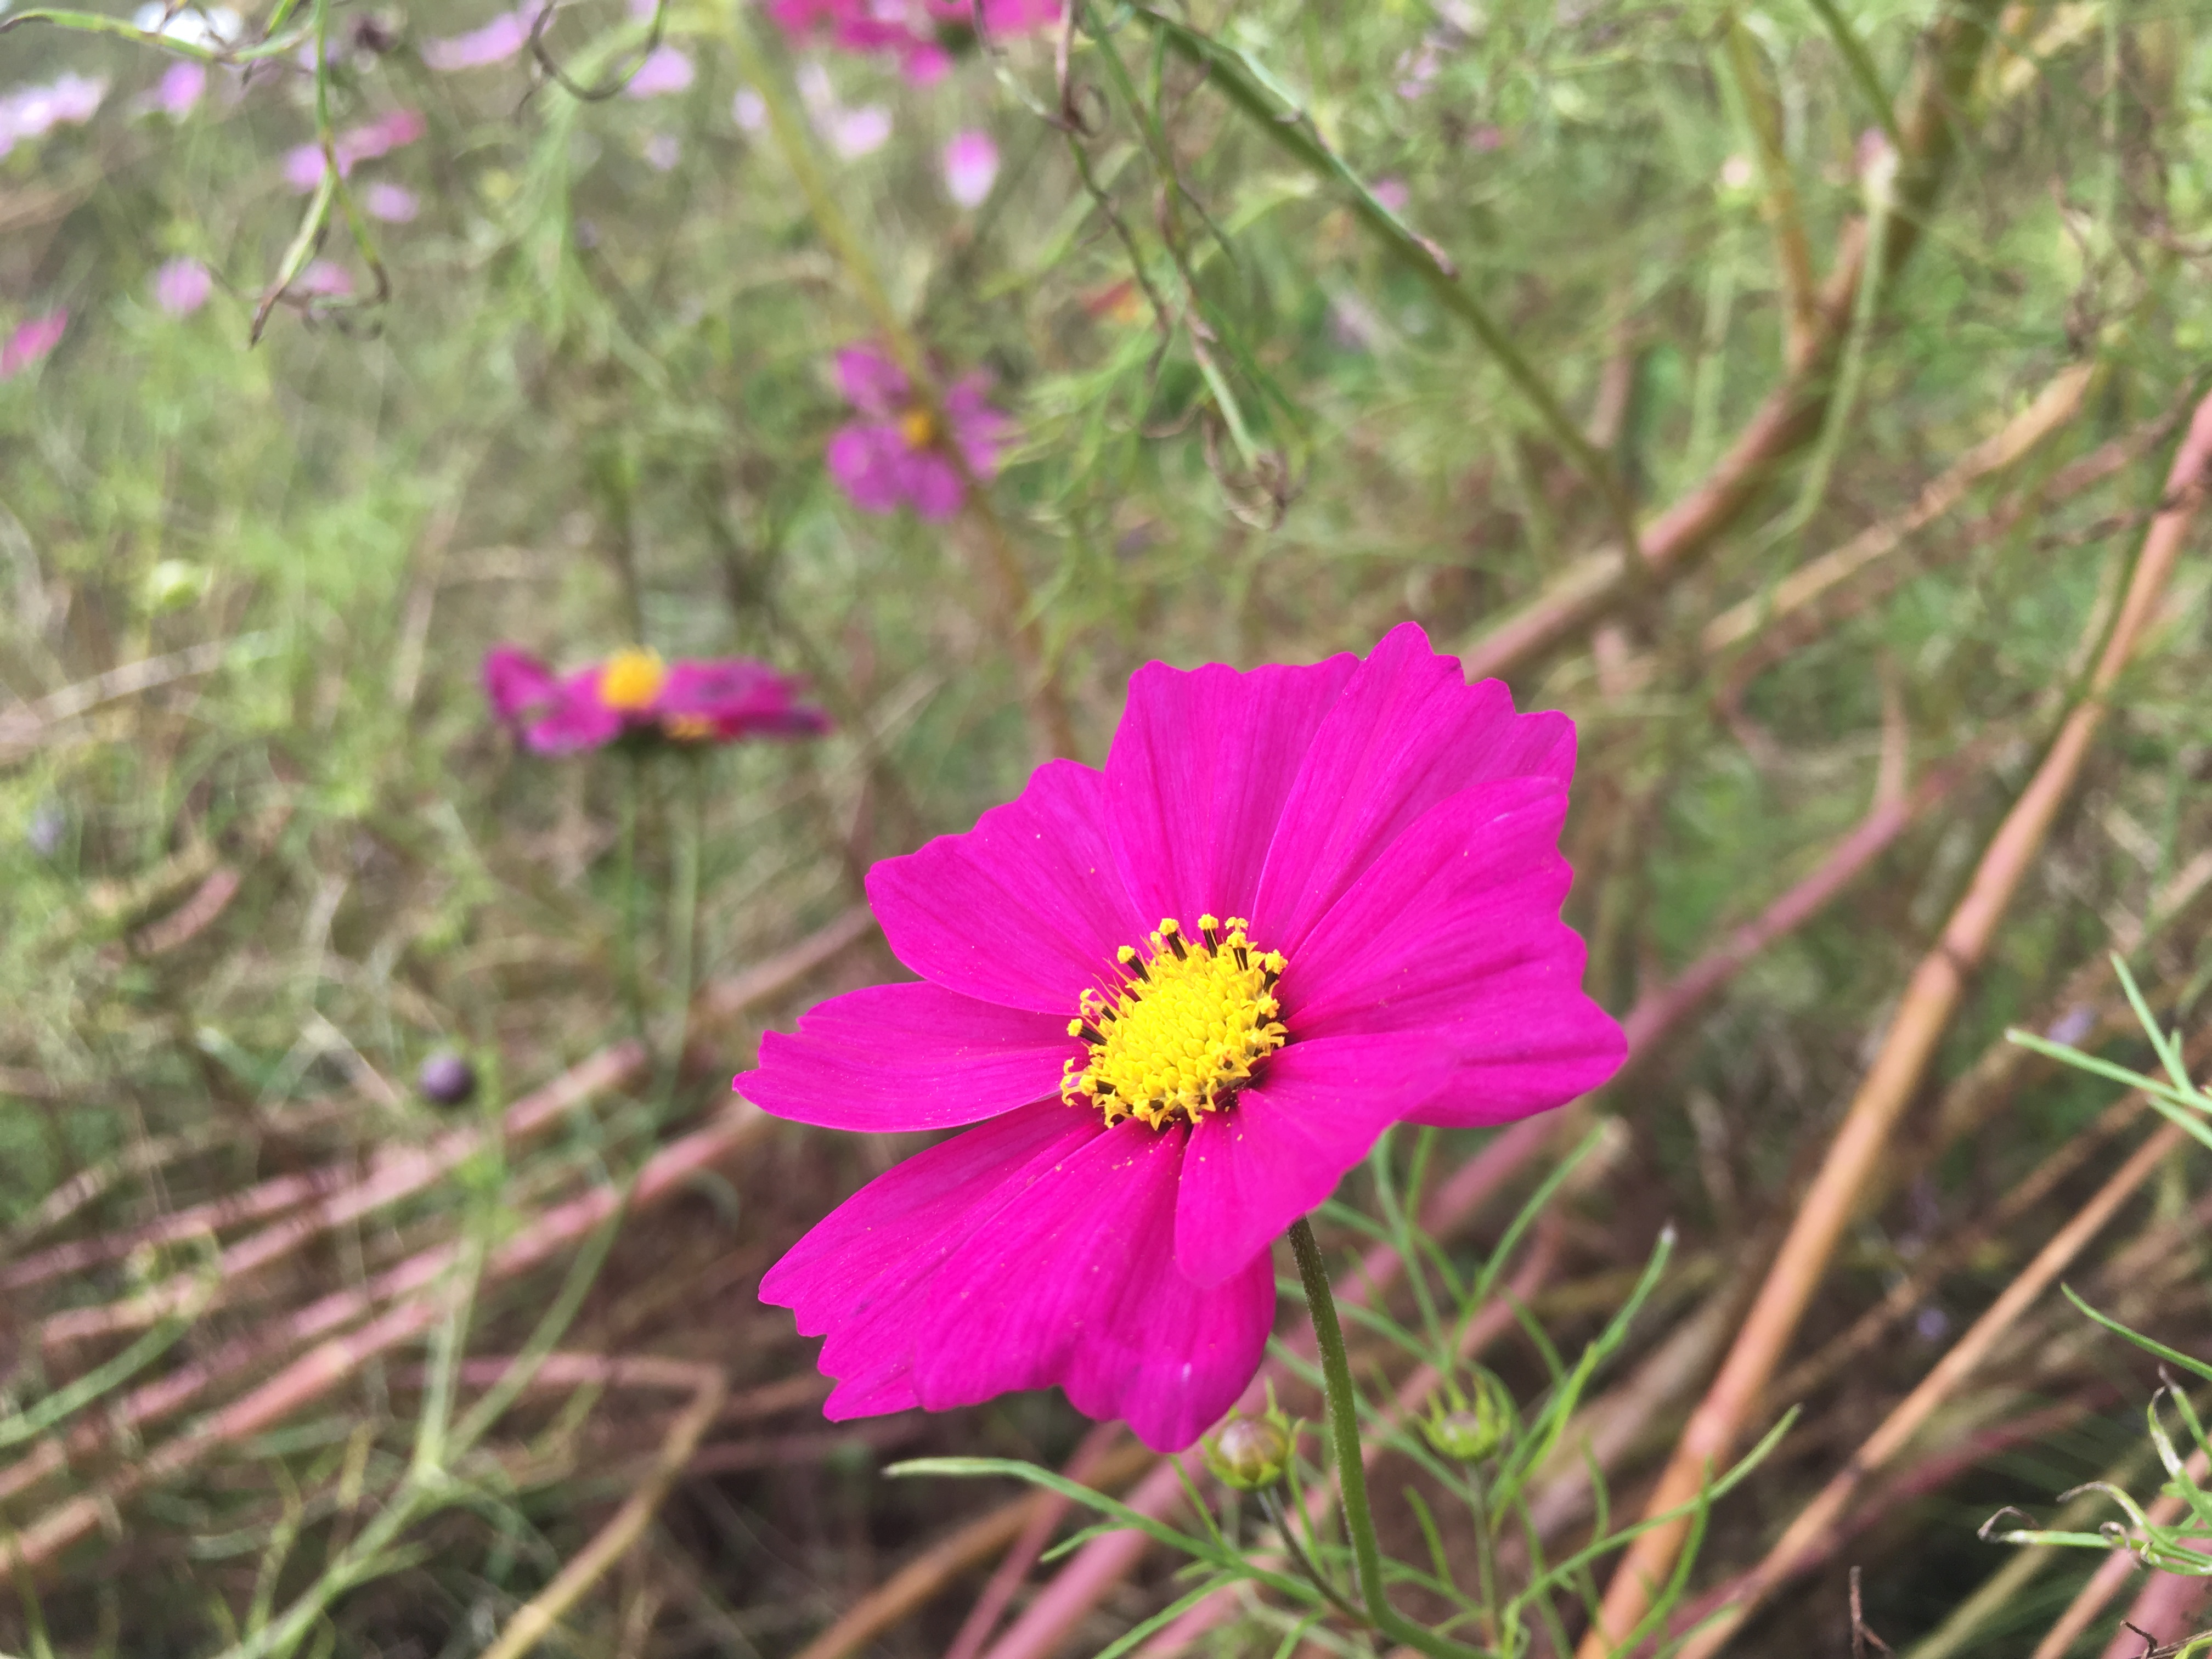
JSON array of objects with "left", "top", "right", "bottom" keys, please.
[
  {"left": 1060, "top": 916, "right": 1288, "bottom": 1130},
  {"left": 899, "top": 407, "right": 938, "bottom": 449},
  {"left": 600, "top": 647, "right": 668, "bottom": 712}
]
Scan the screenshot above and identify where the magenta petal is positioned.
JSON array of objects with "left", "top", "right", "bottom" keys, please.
[
  {"left": 836, "top": 345, "right": 909, "bottom": 416},
  {"left": 522, "top": 672, "right": 624, "bottom": 752},
  {"left": 917, "top": 1121, "right": 1277, "bottom": 1449},
  {"left": 1104, "top": 652, "right": 1358, "bottom": 933},
  {"left": 1284, "top": 777, "right": 1625, "bottom": 1118},
  {"left": 1250, "top": 622, "right": 1575, "bottom": 952},
  {"left": 738, "top": 981, "right": 1076, "bottom": 1131},
  {"left": 867, "top": 758, "right": 1150, "bottom": 1014},
  {"left": 904, "top": 450, "right": 966, "bottom": 520},
  {"left": 763, "top": 1101, "right": 1102, "bottom": 1418},
  {"left": 483, "top": 646, "right": 558, "bottom": 723},
  {"left": 827, "top": 422, "right": 909, "bottom": 514},
  {"left": 1173, "top": 1035, "right": 1448, "bottom": 1286}
]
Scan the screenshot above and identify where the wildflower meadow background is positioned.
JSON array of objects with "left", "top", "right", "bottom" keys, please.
[{"left": 4, "top": 0, "right": 2212, "bottom": 1656}]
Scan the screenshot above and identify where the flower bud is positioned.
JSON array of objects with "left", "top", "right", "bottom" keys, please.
[
  {"left": 416, "top": 1050, "right": 478, "bottom": 1108},
  {"left": 1422, "top": 1367, "right": 1514, "bottom": 1465},
  {"left": 1204, "top": 1412, "right": 1291, "bottom": 1492}
]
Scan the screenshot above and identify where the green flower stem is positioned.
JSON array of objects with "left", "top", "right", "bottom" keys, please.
[
  {"left": 1288, "top": 1216, "right": 1487, "bottom": 1659},
  {"left": 617, "top": 750, "right": 645, "bottom": 1043}
]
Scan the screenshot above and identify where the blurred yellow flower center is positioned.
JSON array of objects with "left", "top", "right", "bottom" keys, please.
[
  {"left": 899, "top": 407, "right": 938, "bottom": 449},
  {"left": 600, "top": 648, "right": 667, "bottom": 712},
  {"left": 1061, "top": 916, "right": 1288, "bottom": 1130}
]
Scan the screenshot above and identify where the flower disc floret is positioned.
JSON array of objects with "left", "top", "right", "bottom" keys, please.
[
  {"left": 598, "top": 647, "right": 669, "bottom": 712},
  {"left": 1062, "top": 916, "right": 1288, "bottom": 1129}
]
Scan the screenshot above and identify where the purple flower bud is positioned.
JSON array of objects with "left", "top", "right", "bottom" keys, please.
[{"left": 417, "top": 1050, "right": 478, "bottom": 1106}]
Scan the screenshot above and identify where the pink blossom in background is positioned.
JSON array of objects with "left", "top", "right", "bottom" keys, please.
[
  {"left": 731, "top": 87, "right": 767, "bottom": 131},
  {"left": 1372, "top": 177, "right": 1410, "bottom": 213},
  {"left": 345, "top": 107, "right": 427, "bottom": 160},
  {"left": 825, "top": 344, "right": 1007, "bottom": 520},
  {"left": 623, "top": 46, "right": 695, "bottom": 98},
  {"left": 942, "top": 129, "right": 997, "bottom": 206},
  {"left": 642, "top": 132, "right": 681, "bottom": 171},
  {"left": 0, "top": 74, "right": 108, "bottom": 160},
  {"left": 155, "top": 61, "right": 207, "bottom": 118},
  {"left": 795, "top": 63, "right": 890, "bottom": 158},
  {"left": 296, "top": 261, "right": 353, "bottom": 297},
  {"left": 743, "top": 624, "right": 1623, "bottom": 1450},
  {"left": 283, "top": 143, "right": 340, "bottom": 191},
  {"left": 364, "top": 182, "right": 420, "bottom": 222},
  {"left": 151, "top": 258, "right": 214, "bottom": 317},
  {"left": 422, "top": 10, "right": 533, "bottom": 71},
  {"left": 483, "top": 646, "right": 828, "bottom": 753},
  {"left": 1, "top": 311, "right": 66, "bottom": 379},
  {"left": 768, "top": 0, "right": 1059, "bottom": 84}
]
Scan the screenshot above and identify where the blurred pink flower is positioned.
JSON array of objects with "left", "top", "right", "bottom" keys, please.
[
  {"left": 364, "top": 181, "right": 420, "bottom": 221},
  {"left": 643, "top": 132, "right": 681, "bottom": 171},
  {"left": 943, "top": 129, "right": 997, "bottom": 206},
  {"left": 826, "top": 344, "right": 1006, "bottom": 521},
  {"left": 1372, "top": 176, "right": 1410, "bottom": 213},
  {"left": 768, "top": 0, "right": 1059, "bottom": 84},
  {"left": 152, "top": 258, "right": 214, "bottom": 316},
  {"left": 484, "top": 646, "right": 828, "bottom": 753},
  {"left": 0, "top": 73, "right": 108, "bottom": 159},
  {"left": 284, "top": 108, "right": 426, "bottom": 192},
  {"left": 1, "top": 311, "right": 66, "bottom": 379},
  {"left": 623, "top": 45, "right": 695, "bottom": 98},
  {"left": 423, "top": 10, "right": 533, "bottom": 71},
  {"left": 795, "top": 63, "right": 890, "bottom": 157},
  {"left": 296, "top": 261, "right": 353, "bottom": 297},
  {"left": 155, "top": 61, "right": 207, "bottom": 117},
  {"left": 732, "top": 87, "right": 768, "bottom": 131}
]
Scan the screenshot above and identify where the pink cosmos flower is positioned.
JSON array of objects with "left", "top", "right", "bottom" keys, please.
[
  {"left": 768, "top": 0, "right": 1060, "bottom": 84},
  {"left": 745, "top": 623, "right": 1625, "bottom": 1452},
  {"left": 943, "top": 128, "right": 997, "bottom": 206},
  {"left": 152, "top": 258, "right": 214, "bottom": 316},
  {"left": 0, "top": 73, "right": 108, "bottom": 159},
  {"left": 825, "top": 345, "right": 1007, "bottom": 520},
  {"left": 155, "top": 61, "right": 207, "bottom": 118},
  {"left": 364, "top": 181, "right": 420, "bottom": 222},
  {"left": 284, "top": 108, "right": 426, "bottom": 191},
  {"left": 623, "top": 45, "right": 695, "bottom": 98},
  {"left": 484, "top": 646, "right": 830, "bottom": 753},
  {"left": 1, "top": 311, "right": 66, "bottom": 379},
  {"left": 295, "top": 261, "right": 353, "bottom": 297},
  {"left": 423, "top": 10, "right": 534, "bottom": 71}
]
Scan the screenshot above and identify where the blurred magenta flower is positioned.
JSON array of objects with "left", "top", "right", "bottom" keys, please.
[
  {"left": 795, "top": 63, "right": 891, "bottom": 158},
  {"left": 642, "top": 132, "right": 682, "bottom": 171},
  {"left": 623, "top": 45, "right": 695, "bottom": 98},
  {"left": 154, "top": 61, "right": 207, "bottom": 118},
  {"left": 484, "top": 646, "right": 829, "bottom": 753},
  {"left": 2, "top": 311, "right": 66, "bottom": 379},
  {"left": 295, "top": 261, "right": 353, "bottom": 297},
  {"left": 826, "top": 345, "right": 1006, "bottom": 520},
  {"left": 0, "top": 74, "right": 108, "bottom": 160},
  {"left": 768, "top": 0, "right": 1060, "bottom": 84},
  {"left": 942, "top": 129, "right": 997, "bottom": 206},
  {"left": 151, "top": 258, "right": 214, "bottom": 317},
  {"left": 364, "top": 181, "right": 420, "bottom": 222},
  {"left": 423, "top": 10, "right": 533, "bottom": 71},
  {"left": 284, "top": 108, "right": 426, "bottom": 191},
  {"left": 743, "top": 623, "right": 1624, "bottom": 1450}
]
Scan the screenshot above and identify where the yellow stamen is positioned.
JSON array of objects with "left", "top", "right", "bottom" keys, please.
[
  {"left": 600, "top": 647, "right": 668, "bottom": 712},
  {"left": 898, "top": 407, "right": 938, "bottom": 449},
  {"left": 1060, "top": 916, "right": 1288, "bottom": 1130}
]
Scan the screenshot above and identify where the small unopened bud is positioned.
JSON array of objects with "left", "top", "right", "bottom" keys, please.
[
  {"left": 416, "top": 1050, "right": 477, "bottom": 1107},
  {"left": 1423, "top": 1367, "right": 1514, "bottom": 1464},
  {"left": 1204, "top": 1413, "right": 1291, "bottom": 1492}
]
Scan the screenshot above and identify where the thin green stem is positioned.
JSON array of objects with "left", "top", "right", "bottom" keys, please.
[
  {"left": 617, "top": 751, "right": 645, "bottom": 1043},
  {"left": 1288, "top": 1217, "right": 1487, "bottom": 1659}
]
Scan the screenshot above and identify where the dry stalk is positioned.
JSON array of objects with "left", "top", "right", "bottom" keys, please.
[
  {"left": 1574, "top": 386, "right": 2212, "bottom": 1657},
  {"left": 1674, "top": 1110, "right": 2194, "bottom": 1657},
  {"left": 1460, "top": 0, "right": 2010, "bottom": 685},
  {"left": 477, "top": 1359, "right": 729, "bottom": 1659}
]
